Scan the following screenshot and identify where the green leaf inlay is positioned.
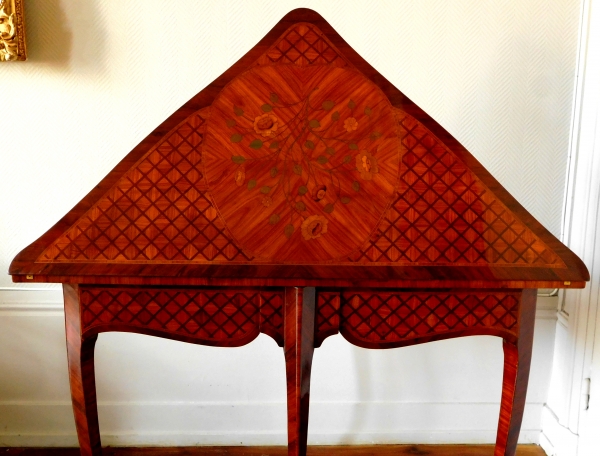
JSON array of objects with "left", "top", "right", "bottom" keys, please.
[
  {"left": 249, "top": 139, "right": 263, "bottom": 149},
  {"left": 284, "top": 224, "right": 294, "bottom": 238},
  {"left": 322, "top": 100, "right": 335, "bottom": 110}
]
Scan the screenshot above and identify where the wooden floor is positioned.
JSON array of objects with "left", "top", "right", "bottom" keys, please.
[{"left": 0, "top": 445, "right": 545, "bottom": 455}]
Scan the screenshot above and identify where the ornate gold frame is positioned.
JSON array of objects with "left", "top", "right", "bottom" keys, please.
[{"left": 0, "top": 0, "right": 26, "bottom": 61}]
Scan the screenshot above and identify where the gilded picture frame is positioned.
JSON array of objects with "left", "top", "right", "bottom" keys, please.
[{"left": 0, "top": 0, "right": 26, "bottom": 61}]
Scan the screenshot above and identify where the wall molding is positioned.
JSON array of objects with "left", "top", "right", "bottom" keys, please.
[
  {"left": 0, "top": 289, "right": 559, "bottom": 319},
  {"left": 0, "top": 289, "right": 63, "bottom": 314},
  {"left": 537, "top": 296, "right": 560, "bottom": 320},
  {"left": 540, "top": 405, "right": 579, "bottom": 456},
  {"left": 0, "top": 400, "right": 543, "bottom": 447}
]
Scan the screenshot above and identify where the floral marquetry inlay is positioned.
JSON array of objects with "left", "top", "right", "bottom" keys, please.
[{"left": 203, "top": 65, "right": 401, "bottom": 262}]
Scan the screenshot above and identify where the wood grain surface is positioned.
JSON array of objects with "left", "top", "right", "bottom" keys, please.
[
  {"left": 0, "top": 445, "right": 546, "bottom": 455},
  {"left": 495, "top": 289, "right": 537, "bottom": 456},
  {"left": 79, "top": 286, "right": 284, "bottom": 347},
  {"left": 203, "top": 65, "right": 400, "bottom": 262},
  {"left": 284, "top": 287, "right": 316, "bottom": 456},
  {"left": 63, "top": 284, "right": 102, "bottom": 456},
  {"left": 76, "top": 285, "right": 524, "bottom": 351}
]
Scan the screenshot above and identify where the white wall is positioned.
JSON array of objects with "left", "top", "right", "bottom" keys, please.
[{"left": 0, "top": 0, "right": 581, "bottom": 447}]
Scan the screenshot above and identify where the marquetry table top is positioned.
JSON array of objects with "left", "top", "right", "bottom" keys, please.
[{"left": 10, "top": 10, "right": 588, "bottom": 288}]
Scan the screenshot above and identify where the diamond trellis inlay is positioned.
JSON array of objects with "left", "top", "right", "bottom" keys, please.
[
  {"left": 340, "top": 291, "right": 520, "bottom": 345},
  {"left": 258, "top": 290, "right": 285, "bottom": 345},
  {"left": 315, "top": 291, "right": 341, "bottom": 346},
  {"left": 348, "top": 110, "right": 563, "bottom": 266},
  {"left": 255, "top": 23, "right": 348, "bottom": 67},
  {"left": 39, "top": 109, "right": 252, "bottom": 263},
  {"left": 80, "top": 287, "right": 283, "bottom": 344}
]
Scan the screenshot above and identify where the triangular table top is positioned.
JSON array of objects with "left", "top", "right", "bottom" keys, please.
[{"left": 10, "top": 9, "right": 588, "bottom": 289}]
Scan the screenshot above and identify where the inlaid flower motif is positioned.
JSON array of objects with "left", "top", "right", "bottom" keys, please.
[
  {"left": 312, "top": 185, "right": 327, "bottom": 202},
  {"left": 301, "top": 215, "right": 328, "bottom": 240},
  {"left": 253, "top": 113, "right": 279, "bottom": 137},
  {"left": 262, "top": 196, "right": 273, "bottom": 207},
  {"left": 343, "top": 117, "right": 358, "bottom": 132},
  {"left": 234, "top": 166, "right": 245, "bottom": 187},
  {"left": 355, "top": 150, "right": 379, "bottom": 180}
]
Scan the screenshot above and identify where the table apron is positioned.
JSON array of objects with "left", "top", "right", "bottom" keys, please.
[{"left": 75, "top": 285, "right": 525, "bottom": 349}]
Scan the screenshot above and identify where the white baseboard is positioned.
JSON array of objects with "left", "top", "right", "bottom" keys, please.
[
  {"left": 540, "top": 405, "right": 578, "bottom": 456},
  {"left": 0, "top": 401, "right": 543, "bottom": 447},
  {"left": 536, "top": 297, "right": 560, "bottom": 320},
  {"left": 0, "top": 431, "right": 543, "bottom": 448}
]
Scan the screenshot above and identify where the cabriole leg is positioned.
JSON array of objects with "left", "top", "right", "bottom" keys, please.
[
  {"left": 495, "top": 289, "right": 537, "bottom": 456},
  {"left": 63, "top": 284, "right": 102, "bottom": 456},
  {"left": 284, "top": 286, "right": 316, "bottom": 456}
]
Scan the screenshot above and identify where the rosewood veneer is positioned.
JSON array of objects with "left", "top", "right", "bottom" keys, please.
[{"left": 9, "top": 8, "right": 588, "bottom": 456}]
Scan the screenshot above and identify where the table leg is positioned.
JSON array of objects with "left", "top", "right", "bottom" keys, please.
[
  {"left": 495, "top": 289, "right": 537, "bottom": 456},
  {"left": 284, "top": 287, "right": 316, "bottom": 456},
  {"left": 63, "top": 284, "right": 102, "bottom": 456}
]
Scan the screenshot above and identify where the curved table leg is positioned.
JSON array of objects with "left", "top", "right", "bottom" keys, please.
[
  {"left": 64, "top": 284, "right": 102, "bottom": 456},
  {"left": 284, "top": 287, "right": 316, "bottom": 456},
  {"left": 495, "top": 289, "right": 537, "bottom": 456}
]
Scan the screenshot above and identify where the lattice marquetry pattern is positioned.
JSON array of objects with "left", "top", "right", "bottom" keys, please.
[
  {"left": 315, "top": 291, "right": 341, "bottom": 345},
  {"left": 38, "top": 101, "right": 561, "bottom": 267},
  {"left": 340, "top": 291, "right": 520, "bottom": 344},
  {"left": 40, "top": 110, "right": 252, "bottom": 263},
  {"left": 349, "top": 110, "right": 562, "bottom": 266},
  {"left": 258, "top": 290, "right": 285, "bottom": 345},
  {"left": 80, "top": 287, "right": 283, "bottom": 344},
  {"left": 255, "top": 23, "right": 348, "bottom": 67}
]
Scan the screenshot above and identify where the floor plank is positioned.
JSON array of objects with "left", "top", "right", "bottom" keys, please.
[{"left": 0, "top": 445, "right": 545, "bottom": 455}]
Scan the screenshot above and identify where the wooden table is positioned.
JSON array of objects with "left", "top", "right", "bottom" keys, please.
[{"left": 9, "top": 9, "right": 588, "bottom": 456}]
